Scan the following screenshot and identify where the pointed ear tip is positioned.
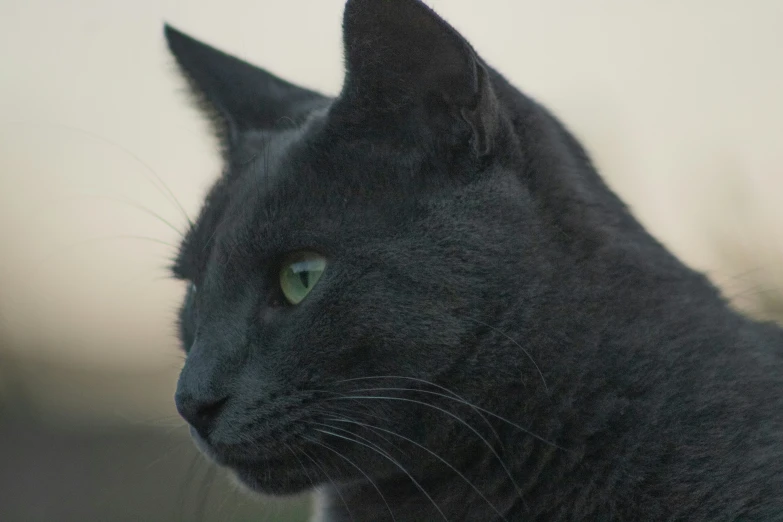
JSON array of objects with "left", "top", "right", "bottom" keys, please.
[
  {"left": 342, "top": 0, "right": 410, "bottom": 22},
  {"left": 343, "top": 0, "right": 435, "bottom": 17},
  {"left": 342, "top": 0, "right": 449, "bottom": 40},
  {"left": 343, "top": 0, "right": 426, "bottom": 9},
  {"left": 163, "top": 24, "right": 192, "bottom": 49}
]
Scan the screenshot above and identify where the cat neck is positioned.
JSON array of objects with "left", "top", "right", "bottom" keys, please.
[
  {"left": 316, "top": 250, "right": 781, "bottom": 521},
  {"left": 317, "top": 84, "right": 782, "bottom": 522}
]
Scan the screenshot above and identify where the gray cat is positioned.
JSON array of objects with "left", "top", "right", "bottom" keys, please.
[{"left": 164, "top": 0, "right": 783, "bottom": 520}]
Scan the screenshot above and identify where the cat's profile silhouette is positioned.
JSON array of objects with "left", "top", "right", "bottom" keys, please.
[{"left": 164, "top": 0, "right": 783, "bottom": 520}]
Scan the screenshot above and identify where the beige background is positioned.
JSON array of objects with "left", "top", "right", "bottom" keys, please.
[
  {"left": 1, "top": 2, "right": 782, "bottom": 520},
  {"left": 1, "top": 0, "right": 782, "bottom": 422}
]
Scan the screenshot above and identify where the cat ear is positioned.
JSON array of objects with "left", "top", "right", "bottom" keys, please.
[
  {"left": 164, "top": 25, "right": 327, "bottom": 150},
  {"left": 338, "top": 0, "right": 500, "bottom": 156}
]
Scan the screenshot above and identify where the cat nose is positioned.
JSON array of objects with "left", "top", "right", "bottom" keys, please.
[{"left": 175, "top": 391, "right": 230, "bottom": 440}]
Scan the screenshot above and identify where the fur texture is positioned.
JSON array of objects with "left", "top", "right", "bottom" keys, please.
[{"left": 164, "top": 1, "right": 783, "bottom": 520}]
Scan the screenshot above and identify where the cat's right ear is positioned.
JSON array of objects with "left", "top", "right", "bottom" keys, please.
[{"left": 164, "top": 25, "right": 327, "bottom": 152}]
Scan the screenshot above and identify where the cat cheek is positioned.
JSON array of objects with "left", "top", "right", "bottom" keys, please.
[
  {"left": 260, "top": 301, "right": 287, "bottom": 324},
  {"left": 260, "top": 306, "right": 277, "bottom": 324}
]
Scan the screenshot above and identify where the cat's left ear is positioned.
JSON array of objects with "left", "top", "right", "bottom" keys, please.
[
  {"left": 337, "top": 0, "right": 500, "bottom": 156},
  {"left": 164, "top": 25, "right": 327, "bottom": 152}
]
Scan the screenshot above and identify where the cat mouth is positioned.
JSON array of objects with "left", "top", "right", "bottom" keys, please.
[
  {"left": 189, "top": 427, "right": 320, "bottom": 495},
  {"left": 231, "top": 461, "right": 317, "bottom": 495},
  {"left": 222, "top": 451, "right": 322, "bottom": 495}
]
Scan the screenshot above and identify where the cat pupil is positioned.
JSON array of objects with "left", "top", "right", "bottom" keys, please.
[{"left": 298, "top": 270, "right": 310, "bottom": 288}]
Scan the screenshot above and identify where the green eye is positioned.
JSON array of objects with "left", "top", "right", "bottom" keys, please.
[{"left": 279, "top": 252, "right": 327, "bottom": 305}]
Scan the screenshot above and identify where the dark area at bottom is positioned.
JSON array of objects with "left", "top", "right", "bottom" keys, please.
[{"left": 0, "top": 419, "right": 311, "bottom": 522}]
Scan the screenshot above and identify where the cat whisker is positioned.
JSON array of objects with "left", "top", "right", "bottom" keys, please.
[
  {"left": 326, "top": 393, "right": 524, "bottom": 501},
  {"left": 710, "top": 265, "right": 767, "bottom": 288},
  {"left": 193, "top": 464, "right": 216, "bottom": 522},
  {"left": 175, "top": 453, "right": 203, "bottom": 522},
  {"left": 22, "top": 233, "right": 177, "bottom": 289},
  {"left": 320, "top": 417, "right": 509, "bottom": 522},
  {"left": 462, "top": 316, "right": 549, "bottom": 392},
  {"left": 309, "top": 417, "right": 409, "bottom": 463},
  {"left": 337, "top": 376, "right": 502, "bottom": 446},
  {"left": 37, "top": 234, "right": 176, "bottom": 265},
  {"left": 144, "top": 441, "right": 188, "bottom": 471},
  {"left": 309, "top": 429, "right": 450, "bottom": 522},
  {"left": 348, "top": 385, "right": 563, "bottom": 450},
  {"left": 727, "top": 283, "right": 783, "bottom": 303},
  {"left": 133, "top": 413, "right": 186, "bottom": 427},
  {"left": 62, "top": 193, "right": 186, "bottom": 238},
  {"left": 311, "top": 397, "right": 399, "bottom": 434},
  {"left": 336, "top": 376, "right": 568, "bottom": 451},
  {"left": 300, "top": 432, "right": 397, "bottom": 522},
  {"left": 294, "top": 387, "right": 403, "bottom": 431},
  {"left": 3, "top": 120, "right": 194, "bottom": 227},
  {"left": 283, "top": 441, "right": 319, "bottom": 492},
  {"left": 298, "top": 445, "right": 357, "bottom": 522},
  {"left": 200, "top": 226, "right": 220, "bottom": 255},
  {"left": 311, "top": 419, "right": 406, "bottom": 460},
  {"left": 210, "top": 487, "right": 234, "bottom": 522},
  {"left": 160, "top": 423, "right": 190, "bottom": 438}
]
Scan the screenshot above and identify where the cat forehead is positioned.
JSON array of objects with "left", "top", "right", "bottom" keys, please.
[
  {"left": 228, "top": 114, "right": 437, "bottom": 205},
  {"left": 181, "top": 99, "right": 493, "bottom": 274}
]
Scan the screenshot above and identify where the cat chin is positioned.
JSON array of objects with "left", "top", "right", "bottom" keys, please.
[
  {"left": 188, "top": 427, "right": 317, "bottom": 496},
  {"left": 230, "top": 464, "right": 316, "bottom": 497}
]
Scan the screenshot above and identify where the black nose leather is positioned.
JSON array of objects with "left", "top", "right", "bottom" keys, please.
[{"left": 175, "top": 392, "right": 229, "bottom": 439}]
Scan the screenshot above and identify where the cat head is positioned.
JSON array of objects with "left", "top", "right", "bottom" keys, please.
[{"left": 166, "top": 0, "right": 640, "bottom": 496}]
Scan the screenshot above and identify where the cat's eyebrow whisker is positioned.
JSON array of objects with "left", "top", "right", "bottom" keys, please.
[
  {"left": 300, "top": 432, "right": 397, "bottom": 522},
  {"left": 336, "top": 376, "right": 568, "bottom": 452},
  {"left": 297, "top": 444, "right": 357, "bottom": 522},
  {"left": 61, "top": 193, "right": 186, "bottom": 238},
  {"left": 727, "top": 283, "right": 783, "bottom": 303},
  {"left": 320, "top": 417, "right": 510, "bottom": 522},
  {"left": 709, "top": 265, "right": 767, "bottom": 288},
  {"left": 38, "top": 234, "right": 176, "bottom": 264},
  {"left": 462, "top": 316, "right": 549, "bottom": 392},
  {"left": 325, "top": 394, "right": 524, "bottom": 503},
  {"left": 19, "top": 234, "right": 176, "bottom": 295},
  {"left": 309, "top": 429, "right": 451, "bottom": 522},
  {"left": 3, "top": 120, "right": 194, "bottom": 228}
]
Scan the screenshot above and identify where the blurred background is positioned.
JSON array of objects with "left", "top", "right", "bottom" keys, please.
[{"left": 1, "top": 0, "right": 781, "bottom": 520}]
